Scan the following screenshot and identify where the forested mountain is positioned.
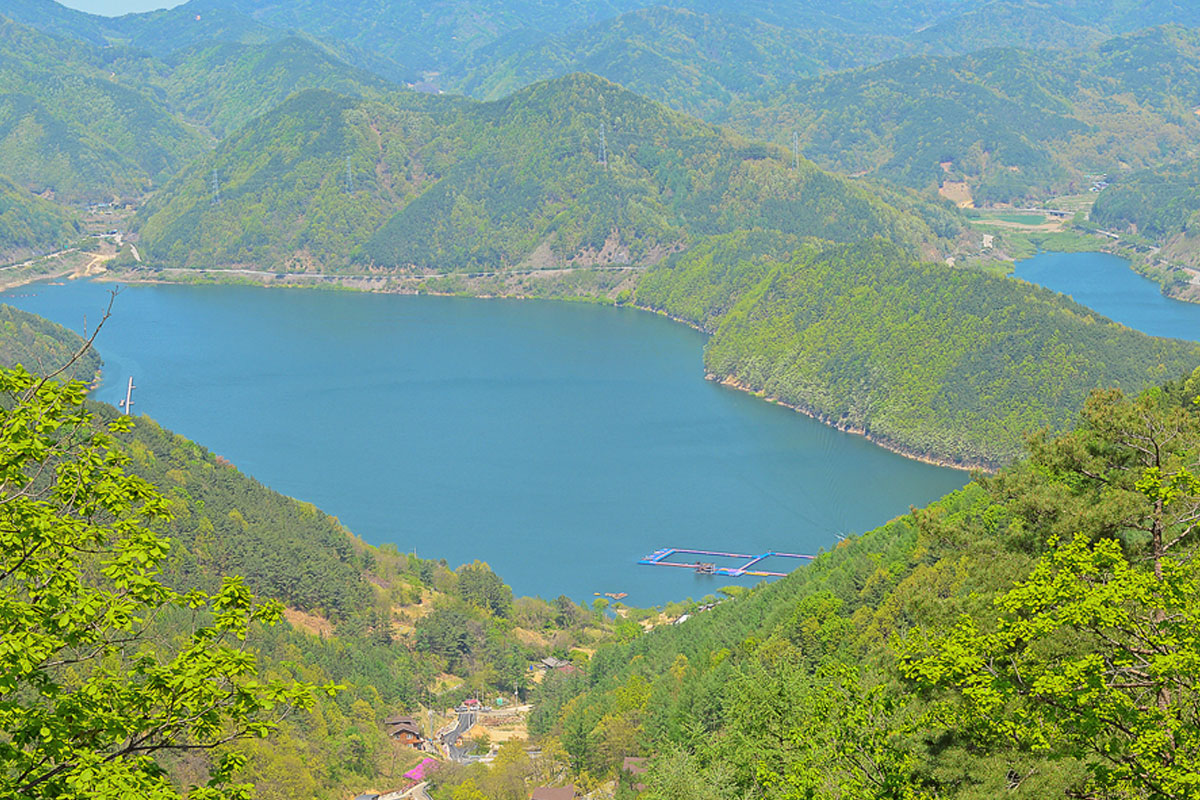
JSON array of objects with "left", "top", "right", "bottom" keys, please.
[
  {"left": 1092, "top": 158, "right": 1200, "bottom": 237},
  {"left": 10, "top": 3, "right": 1200, "bottom": 799},
  {"left": 0, "top": 301, "right": 98, "bottom": 379},
  {"left": 726, "top": 25, "right": 1200, "bottom": 203},
  {"left": 10, "top": 293, "right": 1200, "bottom": 799},
  {"left": 502, "top": 368, "right": 1200, "bottom": 800},
  {"left": 911, "top": 0, "right": 1110, "bottom": 52},
  {"left": 2, "top": 0, "right": 1199, "bottom": 210},
  {"left": 445, "top": 7, "right": 909, "bottom": 114},
  {"left": 158, "top": 36, "right": 393, "bottom": 137},
  {"left": 132, "top": 74, "right": 961, "bottom": 273},
  {"left": 0, "top": 0, "right": 643, "bottom": 80},
  {"left": 10, "top": 0, "right": 1200, "bottom": 90},
  {"left": 0, "top": 14, "right": 409, "bottom": 209},
  {"left": 442, "top": 1, "right": 1152, "bottom": 110},
  {"left": 0, "top": 175, "right": 79, "bottom": 260},
  {"left": 0, "top": 17, "right": 205, "bottom": 202},
  {"left": 102, "top": 401, "right": 624, "bottom": 798},
  {"left": 636, "top": 234, "right": 1200, "bottom": 466}
]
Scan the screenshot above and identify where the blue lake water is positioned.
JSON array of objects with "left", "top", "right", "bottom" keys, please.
[
  {"left": 4, "top": 281, "right": 968, "bottom": 606},
  {"left": 1012, "top": 250, "right": 1200, "bottom": 341}
]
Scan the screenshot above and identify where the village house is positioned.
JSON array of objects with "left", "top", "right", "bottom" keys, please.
[
  {"left": 530, "top": 786, "right": 578, "bottom": 800},
  {"left": 384, "top": 715, "right": 424, "bottom": 747},
  {"left": 538, "top": 656, "right": 582, "bottom": 676}
]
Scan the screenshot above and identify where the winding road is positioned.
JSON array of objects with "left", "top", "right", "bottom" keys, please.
[{"left": 440, "top": 708, "right": 478, "bottom": 763}]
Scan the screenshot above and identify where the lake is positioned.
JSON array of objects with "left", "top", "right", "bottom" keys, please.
[
  {"left": 4, "top": 281, "right": 967, "bottom": 606},
  {"left": 1012, "top": 250, "right": 1200, "bottom": 340}
]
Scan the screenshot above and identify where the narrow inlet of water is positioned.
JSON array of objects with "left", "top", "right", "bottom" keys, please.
[{"left": 1011, "top": 250, "right": 1200, "bottom": 341}]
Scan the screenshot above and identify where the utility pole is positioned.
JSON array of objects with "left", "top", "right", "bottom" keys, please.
[
  {"left": 118, "top": 376, "right": 135, "bottom": 415},
  {"left": 211, "top": 168, "right": 221, "bottom": 205}
]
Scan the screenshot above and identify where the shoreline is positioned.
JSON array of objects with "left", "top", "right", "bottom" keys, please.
[
  {"left": 51, "top": 266, "right": 998, "bottom": 472},
  {"left": 708, "top": 374, "right": 994, "bottom": 473}
]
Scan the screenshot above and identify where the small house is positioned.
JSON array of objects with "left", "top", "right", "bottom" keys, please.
[
  {"left": 530, "top": 786, "right": 577, "bottom": 800},
  {"left": 384, "top": 715, "right": 424, "bottom": 747}
]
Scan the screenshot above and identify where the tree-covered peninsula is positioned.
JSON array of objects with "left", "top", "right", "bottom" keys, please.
[
  {"left": 0, "top": 301, "right": 98, "bottom": 380},
  {"left": 636, "top": 234, "right": 1200, "bottom": 466}
]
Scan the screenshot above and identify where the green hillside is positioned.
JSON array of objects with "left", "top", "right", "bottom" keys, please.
[
  {"left": 160, "top": 37, "right": 394, "bottom": 137},
  {"left": 0, "top": 17, "right": 400, "bottom": 204},
  {"left": 104, "top": 397, "right": 618, "bottom": 798},
  {"left": 911, "top": 0, "right": 1109, "bottom": 52},
  {"left": 0, "top": 332, "right": 618, "bottom": 798},
  {"left": 636, "top": 235, "right": 1200, "bottom": 466},
  {"left": 1088, "top": 158, "right": 1200, "bottom": 285},
  {"left": 18, "top": 0, "right": 1200, "bottom": 94},
  {"left": 1091, "top": 159, "right": 1200, "bottom": 240},
  {"left": 171, "top": 0, "right": 647, "bottom": 78},
  {"left": 447, "top": 7, "right": 908, "bottom": 115},
  {"left": 727, "top": 25, "right": 1200, "bottom": 203},
  {"left": 501, "top": 368, "right": 1200, "bottom": 800},
  {"left": 445, "top": 1, "right": 1164, "bottom": 114},
  {"left": 0, "top": 17, "right": 204, "bottom": 202},
  {"left": 0, "top": 175, "right": 79, "bottom": 261},
  {"left": 132, "top": 75, "right": 961, "bottom": 273},
  {"left": 9, "top": 298, "right": 1200, "bottom": 798},
  {"left": 0, "top": 301, "right": 99, "bottom": 381}
]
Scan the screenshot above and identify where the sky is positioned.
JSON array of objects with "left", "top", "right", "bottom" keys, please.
[{"left": 55, "top": 0, "right": 185, "bottom": 15}]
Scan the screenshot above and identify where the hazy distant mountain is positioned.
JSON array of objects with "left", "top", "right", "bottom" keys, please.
[
  {"left": 14, "top": 0, "right": 1199, "bottom": 84},
  {"left": 0, "top": 15, "right": 405, "bottom": 202},
  {"left": 160, "top": 36, "right": 394, "bottom": 136},
  {"left": 0, "top": 17, "right": 204, "bottom": 202},
  {"left": 446, "top": 6, "right": 911, "bottom": 113},
  {"left": 726, "top": 25, "right": 1200, "bottom": 204}
]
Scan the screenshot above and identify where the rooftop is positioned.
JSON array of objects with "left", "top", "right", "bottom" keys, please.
[{"left": 530, "top": 787, "right": 576, "bottom": 800}]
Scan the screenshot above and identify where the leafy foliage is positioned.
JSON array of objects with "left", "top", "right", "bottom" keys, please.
[{"left": 0, "top": 366, "right": 321, "bottom": 800}]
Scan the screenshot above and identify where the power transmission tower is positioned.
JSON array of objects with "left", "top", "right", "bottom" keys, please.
[
  {"left": 211, "top": 168, "right": 222, "bottom": 205},
  {"left": 791, "top": 131, "right": 801, "bottom": 171},
  {"left": 346, "top": 155, "right": 354, "bottom": 193},
  {"left": 600, "top": 122, "right": 608, "bottom": 168}
]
